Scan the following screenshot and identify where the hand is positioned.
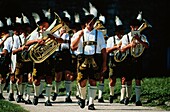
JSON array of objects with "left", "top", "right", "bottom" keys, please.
[
  {"left": 37, "top": 39, "right": 45, "bottom": 45},
  {"left": 21, "top": 45, "right": 29, "bottom": 50},
  {"left": 79, "top": 30, "right": 84, "bottom": 37}
]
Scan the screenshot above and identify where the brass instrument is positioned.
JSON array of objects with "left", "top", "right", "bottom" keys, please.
[
  {"left": 131, "top": 19, "right": 152, "bottom": 58},
  {"left": 28, "top": 12, "right": 68, "bottom": 63},
  {"left": 113, "top": 41, "right": 127, "bottom": 62}
]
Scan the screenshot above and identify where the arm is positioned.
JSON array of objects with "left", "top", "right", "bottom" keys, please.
[
  {"left": 101, "top": 48, "right": 107, "bottom": 73},
  {"left": 71, "top": 30, "right": 83, "bottom": 51}
]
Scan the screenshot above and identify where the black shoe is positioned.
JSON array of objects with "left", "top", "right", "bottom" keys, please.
[
  {"left": 98, "top": 97, "right": 104, "bottom": 103},
  {"left": 88, "top": 104, "right": 95, "bottom": 110},
  {"left": 76, "top": 95, "right": 80, "bottom": 99},
  {"left": 51, "top": 93, "right": 58, "bottom": 101},
  {"left": 0, "top": 93, "right": 5, "bottom": 100},
  {"left": 86, "top": 100, "right": 89, "bottom": 106},
  {"left": 8, "top": 93, "right": 15, "bottom": 101},
  {"left": 109, "top": 95, "right": 114, "bottom": 103},
  {"left": 65, "top": 96, "right": 72, "bottom": 103},
  {"left": 39, "top": 93, "right": 44, "bottom": 98},
  {"left": 16, "top": 95, "right": 23, "bottom": 103},
  {"left": 120, "top": 99, "right": 125, "bottom": 104},
  {"left": 136, "top": 100, "right": 142, "bottom": 106},
  {"left": 124, "top": 98, "right": 129, "bottom": 105},
  {"left": 25, "top": 99, "right": 32, "bottom": 104},
  {"left": 45, "top": 100, "right": 52, "bottom": 106},
  {"left": 78, "top": 99, "right": 85, "bottom": 108},
  {"left": 21, "top": 96, "right": 25, "bottom": 103},
  {"left": 33, "top": 96, "right": 39, "bottom": 105}
]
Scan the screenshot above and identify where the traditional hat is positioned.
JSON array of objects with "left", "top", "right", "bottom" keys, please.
[
  {"left": 42, "top": 9, "right": 51, "bottom": 20},
  {"left": 74, "top": 13, "right": 80, "bottom": 23},
  {"left": 137, "top": 11, "right": 142, "bottom": 21},
  {"left": 89, "top": 2, "right": 97, "bottom": 17},
  {"left": 16, "top": 17, "right": 22, "bottom": 24},
  {"left": 63, "top": 10, "right": 71, "bottom": 20},
  {"left": 6, "top": 17, "right": 12, "bottom": 26},
  {"left": 0, "top": 20, "right": 4, "bottom": 28},
  {"left": 22, "top": 13, "right": 30, "bottom": 24},
  {"left": 115, "top": 16, "right": 124, "bottom": 32},
  {"left": 32, "top": 12, "right": 40, "bottom": 24},
  {"left": 99, "top": 14, "right": 105, "bottom": 24},
  {"left": 84, "top": 14, "right": 97, "bottom": 24}
]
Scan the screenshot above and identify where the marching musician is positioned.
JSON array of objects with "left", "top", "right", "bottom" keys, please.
[
  {"left": 51, "top": 17, "right": 74, "bottom": 103},
  {"left": 25, "top": 17, "right": 56, "bottom": 106},
  {"left": 71, "top": 14, "right": 107, "bottom": 110},
  {"left": 120, "top": 14, "right": 149, "bottom": 106},
  {"left": 0, "top": 23, "right": 10, "bottom": 100},
  {"left": 106, "top": 16, "right": 126, "bottom": 104}
]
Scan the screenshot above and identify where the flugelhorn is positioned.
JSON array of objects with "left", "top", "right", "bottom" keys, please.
[{"left": 131, "top": 19, "right": 152, "bottom": 58}]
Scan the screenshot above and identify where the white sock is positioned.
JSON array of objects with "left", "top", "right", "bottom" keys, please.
[
  {"left": 98, "top": 83, "right": 104, "bottom": 99},
  {"left": 39, "top": 79, "right": 46, "bottom": 95},
  {"left": 109, "top": 84, "right": 114, "bottom": 96},
  {"left": 126, "top": 85, "right": 132, "bottom": 98},
  {"left": 45, "top": 84, "right": 52, "bottom": 102},
  {"left": 54, "top": 82, "right": 61, "bottom": 94},
  {"left": 9, "top": 81, "right": 15, "bottom": 94},
  {"left": 88, "top": 86, "right": 97, "bottom": 105},
  {"left": 33, "top": 83, "right": 40, "bottom": 97},
  {"left": 21, "top": 83, "right": 26, "bottom": 95},
  {"left": 25, "top": 84, "right": 32, "bottom": 100},
  {"left": 16, "top": 83, "right": 22, "bottom": 95},
  {"left": 87, "top": 84, "right": 90, "bottom": 99},
  {"left": 65, "top": 81, "right": 72, "bottom": 96},
  {"left": 120, "top": 85, "right": 126, "bottom": 101},
  {"left": 78, "top": 84, "right": 86, "bottom": 100},
  {"left": 0, "top": 83, "right": 5, "bottom": 94},
  {"left": 135, "top": 86, "right": 141, "bottom": 102}
]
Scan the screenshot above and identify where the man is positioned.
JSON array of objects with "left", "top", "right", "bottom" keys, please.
[
  {"left": 120, "top": 18, "right": 149, "bottom": 106},
  {"left": 0, "top": 24, "right": 10, "bottom": 100},
  {"left": 106, "top": 16, "right": 126, "bottom": 103},
  {"left": 71, "top": 14, "right": 107, "bottom": 110}
]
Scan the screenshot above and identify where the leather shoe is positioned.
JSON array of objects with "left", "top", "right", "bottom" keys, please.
[
  {"left": 88, "top": 104, "right": 95, "bottom": 110},
  {"left": 33, "top": 96, "right": 39, "bottom": 105},
  {"left": 78, "top": 99, "right": 85, "bottom": 108},
  {"left": 124, "top": 97, "right": 129, "bottom": 105},
  {"left": 51, "top": 93, "right": 58, "bottom": 101},
  {"left": 98, "top": 97, "right": 104, "bottom": 103},
  {"left": 25, "top": 99, "right": 32, "bottom": 104},
  {"left": 136, "top": 100, "right": 142, "bottom": 106},
  {"left": 45, "top": 100, "right": 52, "bottom": 106}
]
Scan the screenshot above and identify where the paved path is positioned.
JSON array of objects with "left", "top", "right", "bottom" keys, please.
[{"left": 3, "top": 91, "right": 169, "bottom": 112}]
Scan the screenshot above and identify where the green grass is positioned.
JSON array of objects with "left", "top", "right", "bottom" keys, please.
[
  {"left": 0, "top": 100, "right": 29, "bottom": 112},
  {"left": 1, "top": 77, "right": 170, "bottom": 111}
]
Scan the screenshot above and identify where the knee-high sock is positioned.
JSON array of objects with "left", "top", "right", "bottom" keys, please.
[
  {"left": 98, "top": 83, "right": 104, "bottom": 99},
  {"left": 126, "top": 85, "right": 132, "bottom": 98},
  {"left": 88, "top": 86, "right": 97, "bottom": 105},
  {"left": 78, "top": 84, "right": 86, "bottom": 100},
  {"left": 39, "top": 79, "right": 46, "bottom": 95},
  {"left": 87, "top": 83, "right": 90, "bottom": 99},
  {"left": 76, "top": 83, "right": 80, "bottom": 96},
  {"left": 135, "top": 86, "right": 141, "bottom": 102},
  {"left": 120, "top": 85, "right": 126, "bottom": 101},
  {"left": 33, "top": 83, "right": 40, "bottom": 97},
  {"left": 54, "top": 81, "right": 61, "bottom": 94},
  {"left": 9, "top": 81, "right": 15, "bottom": 94},
  {"left": 16, "top": 83, "right": 22, "bottom": 95},
  {"left": 109, "top": 84, "right": 114, "bottom": 96},
  {"left": 21, "top": 83, "right": 26, "bottom": 96},
  {"left": 65, "top": 81, "right": 72, "bottom": 96},
  {"left": 0, "top": 83, "right": 5, "bottom": 94},
  {"left": 45, "top": 84, "right": 52, "bottom": 102},
  {"left": 25, "top": 84, "right": 32, "bottom": 100}
]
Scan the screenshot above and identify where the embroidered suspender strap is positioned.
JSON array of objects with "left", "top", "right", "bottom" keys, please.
[
  {"left": 82, "top": 34, "right": 85, "bottom": 54},
  {"left": 18, "top": 36, "right": 22, "bottom": 47},
  {"left": 113, "top": 36, "right": 116, "bottom": 45},
  {"left": 127, "top": 34, "right": 131, "bottom": 56},
  {"left": 94, "top": 30, "right": 98, "bottom": 54}
]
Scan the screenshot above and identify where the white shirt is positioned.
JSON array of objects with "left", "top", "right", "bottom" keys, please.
[
  {"left": 71, "top": 28, "right": 106, "bottom": 55},
  {"left": 106, "top": 35, "right": 122, "bottom": 56},
  {"left": 121, "top": 32, "right": 149, "bottom": 54}
]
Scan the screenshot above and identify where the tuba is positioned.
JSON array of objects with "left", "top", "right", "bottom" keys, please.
[
  {"left": 131, "top": 19, "right": 152, "bottom": 58},
  {"left": 28, "top": 13, "right": 65, "bottom": 63}
]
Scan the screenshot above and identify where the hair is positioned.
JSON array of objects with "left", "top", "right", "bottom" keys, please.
[
  {"left": 84, "top": 14, "right": 97, "bottom": 24},
  {"left": 129, "top": 18, "right": 142, "bottom": 27},
  {"left": 115, "top": 25, "right": 124, "bottom": 33}
]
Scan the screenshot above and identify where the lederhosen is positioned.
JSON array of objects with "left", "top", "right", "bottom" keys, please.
[
  {"left": 0, "top": 39, "right": 11, "bottom": 76},
  {"left": 32, "top": 33, "right": 54, "bottom": 79},
  {"left": 54, "top": 37, "right": 72, "bottom": 79},
  {"left": 77, "top": 30, "right": 103, "bottom": 81},
  {"left": 108, "top": 36, "right": 124, "bottom": 78},
  {"left": 123, "top": 34, "right": 143, "bottom": 81}
]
